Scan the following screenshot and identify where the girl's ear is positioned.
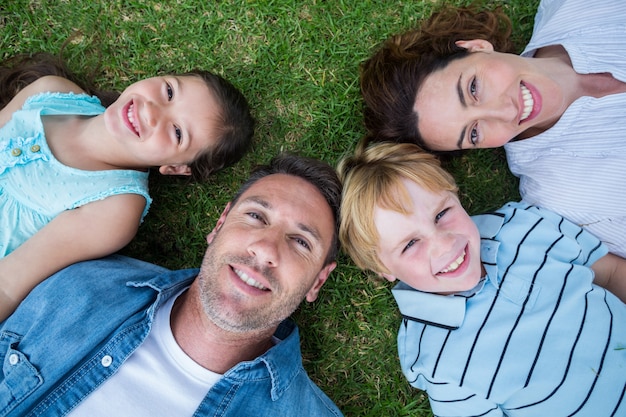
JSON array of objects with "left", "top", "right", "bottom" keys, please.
[
  {"left": 455, "top": 39, "right": 495, "bottom": 53},
  {"left": 159, "top": 165, "right": 192, "bottom": 176}
]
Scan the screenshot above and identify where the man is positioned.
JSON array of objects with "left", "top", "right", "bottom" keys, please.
[{"left": 0, "top": 153, "right": 343, "bottom": 416}]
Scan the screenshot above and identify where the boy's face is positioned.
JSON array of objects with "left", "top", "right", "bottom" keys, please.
[{"left": 374, "top": 179, "right": 483, "bottom": 294}]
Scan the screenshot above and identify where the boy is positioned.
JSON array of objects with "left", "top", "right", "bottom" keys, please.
[{"left": 338, "top": 142, "right": 626, "bottom": 416}]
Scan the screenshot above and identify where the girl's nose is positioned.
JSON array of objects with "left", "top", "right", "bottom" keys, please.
[{"left": 143, "top": 101, "right": 160, "bottom": 127}]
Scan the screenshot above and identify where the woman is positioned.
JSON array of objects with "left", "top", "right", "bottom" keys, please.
[{"left": 360, "top": 0, "right": 626, "bottom": 257}]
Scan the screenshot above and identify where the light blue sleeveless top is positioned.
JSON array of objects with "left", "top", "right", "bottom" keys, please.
[{"left": 0, "top": 92, "right": 151, "bottom": 257}]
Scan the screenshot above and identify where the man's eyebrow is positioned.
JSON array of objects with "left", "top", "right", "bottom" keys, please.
[
  {"left": 297, "top": 222, "right": 322, "bottom": 245},
  {"left": 456, "top": 74, "right": 467, "bottom": 150}
]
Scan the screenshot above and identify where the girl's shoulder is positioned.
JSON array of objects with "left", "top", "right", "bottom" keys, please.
[
  {"left": 27, "top": 75, "right": 86, "bottom": 96},
  {"left": 0, "top": 76, "right": 89, "bottom": 127}
]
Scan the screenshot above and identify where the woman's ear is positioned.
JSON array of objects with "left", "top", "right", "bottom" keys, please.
[
  {"left": 455, "top": 39, "right": 495, "bottom": 53},
  {"left": 159, "top": 165, "right": 192, "bottom": 176}
]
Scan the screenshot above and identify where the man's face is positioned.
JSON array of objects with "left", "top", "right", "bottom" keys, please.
[{"left": 196, "top": 174, "right": 336, "bottom": 333}]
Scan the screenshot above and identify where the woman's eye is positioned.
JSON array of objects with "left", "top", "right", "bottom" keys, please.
[
  {"left": 435, "top": 208, "right": 449, "bottom": 223},
  {"left": 402, "top": 239, "right": 417, "bottom": 254},
  {"left": 469, "top": 126, "right": 479, "bottom": 145},
  {"left": 469, "top": 77, "right": 478, "bottom": 98},
  {"left": 166, "top": 82, "right": 174, "bottom": 101},
  {"left": 174, "top": 126, "right": 182, "bottom": 143}
]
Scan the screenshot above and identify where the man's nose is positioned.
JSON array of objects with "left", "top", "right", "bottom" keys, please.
[{"left": 247, "top": 231, "right": 280, "bottom": 267}]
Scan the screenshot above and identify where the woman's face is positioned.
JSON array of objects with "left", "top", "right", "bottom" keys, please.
[{"left": 414, "top": 40, "right": 567, "bottom": 151}]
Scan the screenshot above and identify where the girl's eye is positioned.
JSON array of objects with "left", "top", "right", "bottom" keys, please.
[
  {"left": 435, "top": 208, "right": 449, "bottom": 223},
  {"left": 166, "top": 82, "right": 174, "bottom": 101},
  {"left": 402, "top": 239, "right": 417, "bottom": 254},
  {"left": 174, "top": 126, "right": 182, "bottom": 143}
]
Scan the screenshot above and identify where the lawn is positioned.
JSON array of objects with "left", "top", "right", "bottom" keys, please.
[{"left": 1, "top": 1, "right": 537, "bottom": 415}]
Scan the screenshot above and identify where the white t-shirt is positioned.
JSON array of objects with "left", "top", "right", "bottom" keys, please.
[{"left": 69, "top": 290, "right": 222, "bottom": 416}]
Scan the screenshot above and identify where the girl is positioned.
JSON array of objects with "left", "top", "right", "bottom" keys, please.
[
  {"left": 0, "top": 52, "right": 254, "bottom": 320},
  {"left": 359, "top": 0, "right": 626, "bottom": 258}
]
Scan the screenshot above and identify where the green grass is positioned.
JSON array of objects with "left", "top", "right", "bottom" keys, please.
[{"left": 1, "top": 1, "right": 538, "bottom": 415}]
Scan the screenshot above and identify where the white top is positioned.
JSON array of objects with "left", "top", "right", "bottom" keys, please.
[
  {"left": 68, "top": 289, "right": 221, "bottom": 416},
  {"left": 504, "top": 0, "right": 626, "bottom": 257}
]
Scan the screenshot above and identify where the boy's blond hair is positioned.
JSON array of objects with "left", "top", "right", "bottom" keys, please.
[{"left": 337, "top": 142, "right": 458, "bottom": 273}]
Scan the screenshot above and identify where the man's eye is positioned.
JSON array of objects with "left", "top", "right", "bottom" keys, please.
[
  {"left": 247, "top": 212, "right": 265, "bottom": 223},
  {"left": 294, "top": 237, "right": 311, "bottom": 251}
]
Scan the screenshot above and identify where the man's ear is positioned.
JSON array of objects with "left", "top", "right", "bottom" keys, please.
[
  {"left": 159, "top": 164, "right": 192, "bottom": 176},
  {"left": 455, "top": 39, "right": 495, "bottom": 53},
  {"left": 207, "top": 202, "right": 231, "bottom": 244},
  {"left": 305, "top": 262, "right": 337, "bottom": 303}
]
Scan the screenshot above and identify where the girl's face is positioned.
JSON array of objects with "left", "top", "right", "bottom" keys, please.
[
  {"left": 374, "top": 179, "right": 483, "bottom": 294},
  {"left": 414, "top": 40, "right": 567, "bottom": 151},
  {"left": 104, "top": 75, "right": 218, "bottom": 174}
]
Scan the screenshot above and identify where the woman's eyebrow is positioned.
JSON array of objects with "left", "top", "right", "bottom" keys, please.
[{"left": 456, "top": 74, "right": 467, "bottom": 149}]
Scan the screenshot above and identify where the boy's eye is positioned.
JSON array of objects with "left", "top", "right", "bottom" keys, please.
[
  {"left": 402, "top": 239, "right": 417, "bottom": 254},
  {"left": 435, "top": 208, "right": 449, "bottom": 223}
]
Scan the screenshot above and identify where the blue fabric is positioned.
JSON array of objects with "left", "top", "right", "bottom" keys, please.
[
  {"left": 0, "top": 92, "right": 151, "bottom": 257},
  {"left": 393, "top": 201, "right": 626, "bottom": 416},
  {"left": 0, "top": 255, "right": 342, "bottom": 417},
  {"left": 504, "top": 0, "right": 626, "bottom": 257}
]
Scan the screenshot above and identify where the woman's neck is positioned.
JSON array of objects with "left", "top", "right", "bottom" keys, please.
[{"left": 536, "top": 44, "right": 626, "bottom": 99}]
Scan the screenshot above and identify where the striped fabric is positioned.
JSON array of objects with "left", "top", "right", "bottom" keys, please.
[
  {"left": 504, "top": 0, "right": 626, "bottom": 257},
  {"left": 393, "top": 202, "right": 626, "bottom": 416}
]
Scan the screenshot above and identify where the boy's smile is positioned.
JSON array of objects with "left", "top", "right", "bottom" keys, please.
[{"left": 374, "top": 179, "right": 484, "bottom": 294}]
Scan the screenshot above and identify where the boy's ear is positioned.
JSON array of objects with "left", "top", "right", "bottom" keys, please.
[
  {"left": 159, "top": 164, "right": 192, "bottom": 176},
  {"left": 378, "top": 272, "right": 397, "bottom": 282},
  {"left": 455, "top": 39, "right": 494, "bottom": 53}
]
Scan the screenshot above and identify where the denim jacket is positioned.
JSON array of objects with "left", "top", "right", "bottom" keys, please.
[{"left": 0, "top": 255, "right": 342, "bottom": 417}]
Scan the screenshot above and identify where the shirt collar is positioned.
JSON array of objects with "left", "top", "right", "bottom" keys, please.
[
  {"left": 391, "top": 212, "right": 506, "bottom": 329},
  {"left": 224, "top": 319, "right": 303, "bottom": 401}
]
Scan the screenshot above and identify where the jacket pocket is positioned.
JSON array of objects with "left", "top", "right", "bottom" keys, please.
[{"left": 0, "top": 331, "right": 43, "bottom": 417}]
